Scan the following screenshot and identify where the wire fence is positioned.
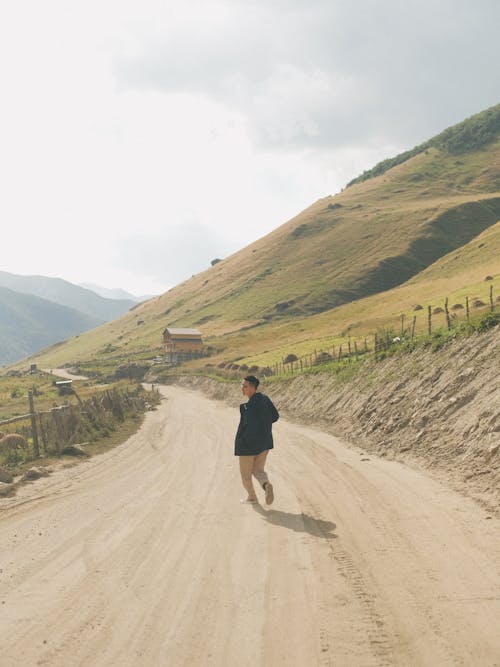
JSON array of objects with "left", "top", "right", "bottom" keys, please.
[
  {"left": 0, "top": 385, "right": 160, "bottom": 467},
  {"left": 207, "top": 282, "right": 499, "bottom": 379}
]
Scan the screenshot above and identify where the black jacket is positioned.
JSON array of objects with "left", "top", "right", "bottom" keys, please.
[{"left": 234, "top": 392, "right": 279, "bottom": 456}]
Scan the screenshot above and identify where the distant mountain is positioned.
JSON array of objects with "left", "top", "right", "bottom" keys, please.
[
  {"left": 0, "top": 272, "right": 135, "bottom": 321},
  {"left": 0, "top": 286, "right": 102, "bottom": 365},
  {"left": 78, "top": 282, "right": 155, "bottom": 303},
  {"left": 15, "top": 101, "right": 500, "bottom": 373}
]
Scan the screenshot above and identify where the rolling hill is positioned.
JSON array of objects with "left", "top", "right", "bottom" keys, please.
[
  {"left": 0, "top": 286, "right": 102, "bottom": 366},
  {"left": 78, "top": 283, "right": 154, "bottom": 303},
  {"left": 10, "top": 102, "right": 500, "bottom": 373},
  {"left": 0, "top": 272, "right": 135, "bottom": 321}
]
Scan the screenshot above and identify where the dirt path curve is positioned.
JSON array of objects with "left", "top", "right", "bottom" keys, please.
[
  {"left": 1, "top": 385, "right": 499, "bottom": 666},
  {"left": 42, "top": 368, "right": 89, "bottom": 381}
]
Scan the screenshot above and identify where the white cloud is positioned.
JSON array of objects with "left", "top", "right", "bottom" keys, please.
[
  {"left": 0, "top": 0, "right": 498, "bottom": 294},
  {"left": 115, "top": 0, "right": 500, "bottom": 149},
  {"left": 112, "top": 221, "right": 231, "bottom": 284}
]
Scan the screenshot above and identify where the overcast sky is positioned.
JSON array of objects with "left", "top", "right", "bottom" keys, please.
[{"left": 1, "top": 0, "right": 499, "bottom": 296}]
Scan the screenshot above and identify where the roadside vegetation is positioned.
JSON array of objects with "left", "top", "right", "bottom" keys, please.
[
  {"left": 161, "top": 308, "right": 499, "bottom": 387},
  {"left": 0, "top": 371, "right": 161, "bottom": 483},
  {"left": 5, "top": 103, "right": 500, "bottom": 395}
]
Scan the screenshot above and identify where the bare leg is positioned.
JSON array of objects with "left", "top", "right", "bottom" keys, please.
[
  {"left": 239, "top": 456, "right": 258, "bottom": 501},
  {"left": 252, "top": 450, "right": 269, "bottom": 488},
  {"left": 253, "top": 450, "right": 274, "bottom": 505}
]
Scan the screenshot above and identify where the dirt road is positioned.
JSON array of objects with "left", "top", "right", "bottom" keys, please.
[
  {"left": 43, "top": 368, "right": 89, "bottom": 381},
  {"left": 1, "top": 386, "right": 499, "bottom": 666}
]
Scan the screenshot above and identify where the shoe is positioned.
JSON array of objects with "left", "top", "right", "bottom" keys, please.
[{"left": 264, "top": 482, "right": 274, "bottom": 505}]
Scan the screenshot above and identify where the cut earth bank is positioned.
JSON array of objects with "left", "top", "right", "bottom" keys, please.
[{"left": 162, "top": 326, "right": 499, "bottom": 517}]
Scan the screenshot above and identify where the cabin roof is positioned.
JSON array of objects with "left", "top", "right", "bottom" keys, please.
[{"left": 164, "top": 327, "right": 202, "bottom": 336}]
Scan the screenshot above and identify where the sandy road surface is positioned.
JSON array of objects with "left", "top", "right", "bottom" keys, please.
[
  {"left": 1, "top": 385, "right": 500, "bottom": 666},
  {"left": 42, "top": 368, "right": 89, "bottom": 381}
]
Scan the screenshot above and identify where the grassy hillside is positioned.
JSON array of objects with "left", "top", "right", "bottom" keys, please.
[
  {"left": 0, "top": 271, "right": 135, "bottom": 321},
  {"left": 0, "top": 286, "right": 102, "bottom": 366},
  {"left": 347, "top": 102, "right": 500, "bottom": 187},
  {"left": 9, "top": 103, "right": 500, "bottom": 374}
]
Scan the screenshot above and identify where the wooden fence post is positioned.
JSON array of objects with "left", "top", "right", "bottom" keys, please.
[
  {"left": 427, "top": 305, "right": 432, "bottom": 335},
  {"left": 52, "top": 410, "right": 62, "bottom": 454},
  {"left": 401, "top": 313, "right": 405, "bottom": 337},
  {"left": 490, "top": 284, "right": 494, "bottom": 312},
  {"left": 445, "top": 297, "right": 451, "bottom": 330},
  {"left": 28, "top": 390, "right": 40, "bottom": 458},
  {"left": 411, "top": 315, "right": 417, "bottom": 339},
  {"left": 354, "top": 341, "right": 358, "bottom": 360},
  {"left": 466, "top": 296, "right": 470, "bottom": 322},
  {"left": 38, "top": 413, "right": 48, "bottom": 454},
  {"left": 374, "top": 333, "right": 378, "bottom": 354}
]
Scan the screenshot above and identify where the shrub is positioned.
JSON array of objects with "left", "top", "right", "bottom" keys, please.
[
  {"left": 474, "top": 311, "right": 500, "bottom": 332},
  {"left": 316, "top": 351, "right": 332, "bottom": 364},
  {"left": 276, "top": 301, "right": 295, "bottom": 312}
]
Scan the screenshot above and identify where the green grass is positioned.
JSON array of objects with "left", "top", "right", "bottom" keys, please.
[
  {"left": 0, "top": 371, "right": 66, "bottom": 420},
  {"left": 180, "top": 309, "right": 499, "bottom": 390},
  {"left": 0, "top": 377, "right": 160, "bottom": 473},
  {"left": 8, "top": 103, "right": 500, "bottom": 380},
  {"left": 347, "top": 102, "right": 500, "bottom": 187},
  {"left": 0, "top": 372, "right": 147, "bottom": 421}
]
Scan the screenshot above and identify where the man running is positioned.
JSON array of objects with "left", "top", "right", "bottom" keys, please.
[{"left": 235, "top": 375, "right": 279, "bottom": 504}]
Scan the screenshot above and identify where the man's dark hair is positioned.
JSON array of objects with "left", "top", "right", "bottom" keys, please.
[{"left": 244, "top": 375, "right": 260, "bottom": 388}]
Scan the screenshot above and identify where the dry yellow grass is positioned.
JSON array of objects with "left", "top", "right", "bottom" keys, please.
[{"left": 11, "top": 129, "right": 500, "bottom": 375}]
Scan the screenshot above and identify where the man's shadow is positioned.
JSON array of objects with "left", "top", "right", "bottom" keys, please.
[{"left": 252, "top": 502, "right": 337, "bottom": 539}]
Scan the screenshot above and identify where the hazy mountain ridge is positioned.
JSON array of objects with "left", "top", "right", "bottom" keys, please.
[
  {"left": 78, "top": 282, "right": 155, "bottom": 303},
  {"left": 7, "top": 102, "right": 500, "bottom": 371},
  {"left": 0, "top": 286, "right": 102, "bottom": 365},
  {"left": 0, "top": 272, "right": 135, "bottom": 321}
]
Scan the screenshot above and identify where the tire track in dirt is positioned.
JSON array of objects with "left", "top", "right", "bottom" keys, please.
[{"left": 1, "top": 385, "right": 500, "bottom": 666}]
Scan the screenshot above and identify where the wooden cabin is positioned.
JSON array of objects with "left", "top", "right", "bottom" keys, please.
[{"left": 162, "top": 327, "right": 203, "bottom": 362}]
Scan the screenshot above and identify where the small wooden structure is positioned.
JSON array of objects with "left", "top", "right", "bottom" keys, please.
[{"left": 162, "top": 327, "right": 203, "bottom": 363}]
